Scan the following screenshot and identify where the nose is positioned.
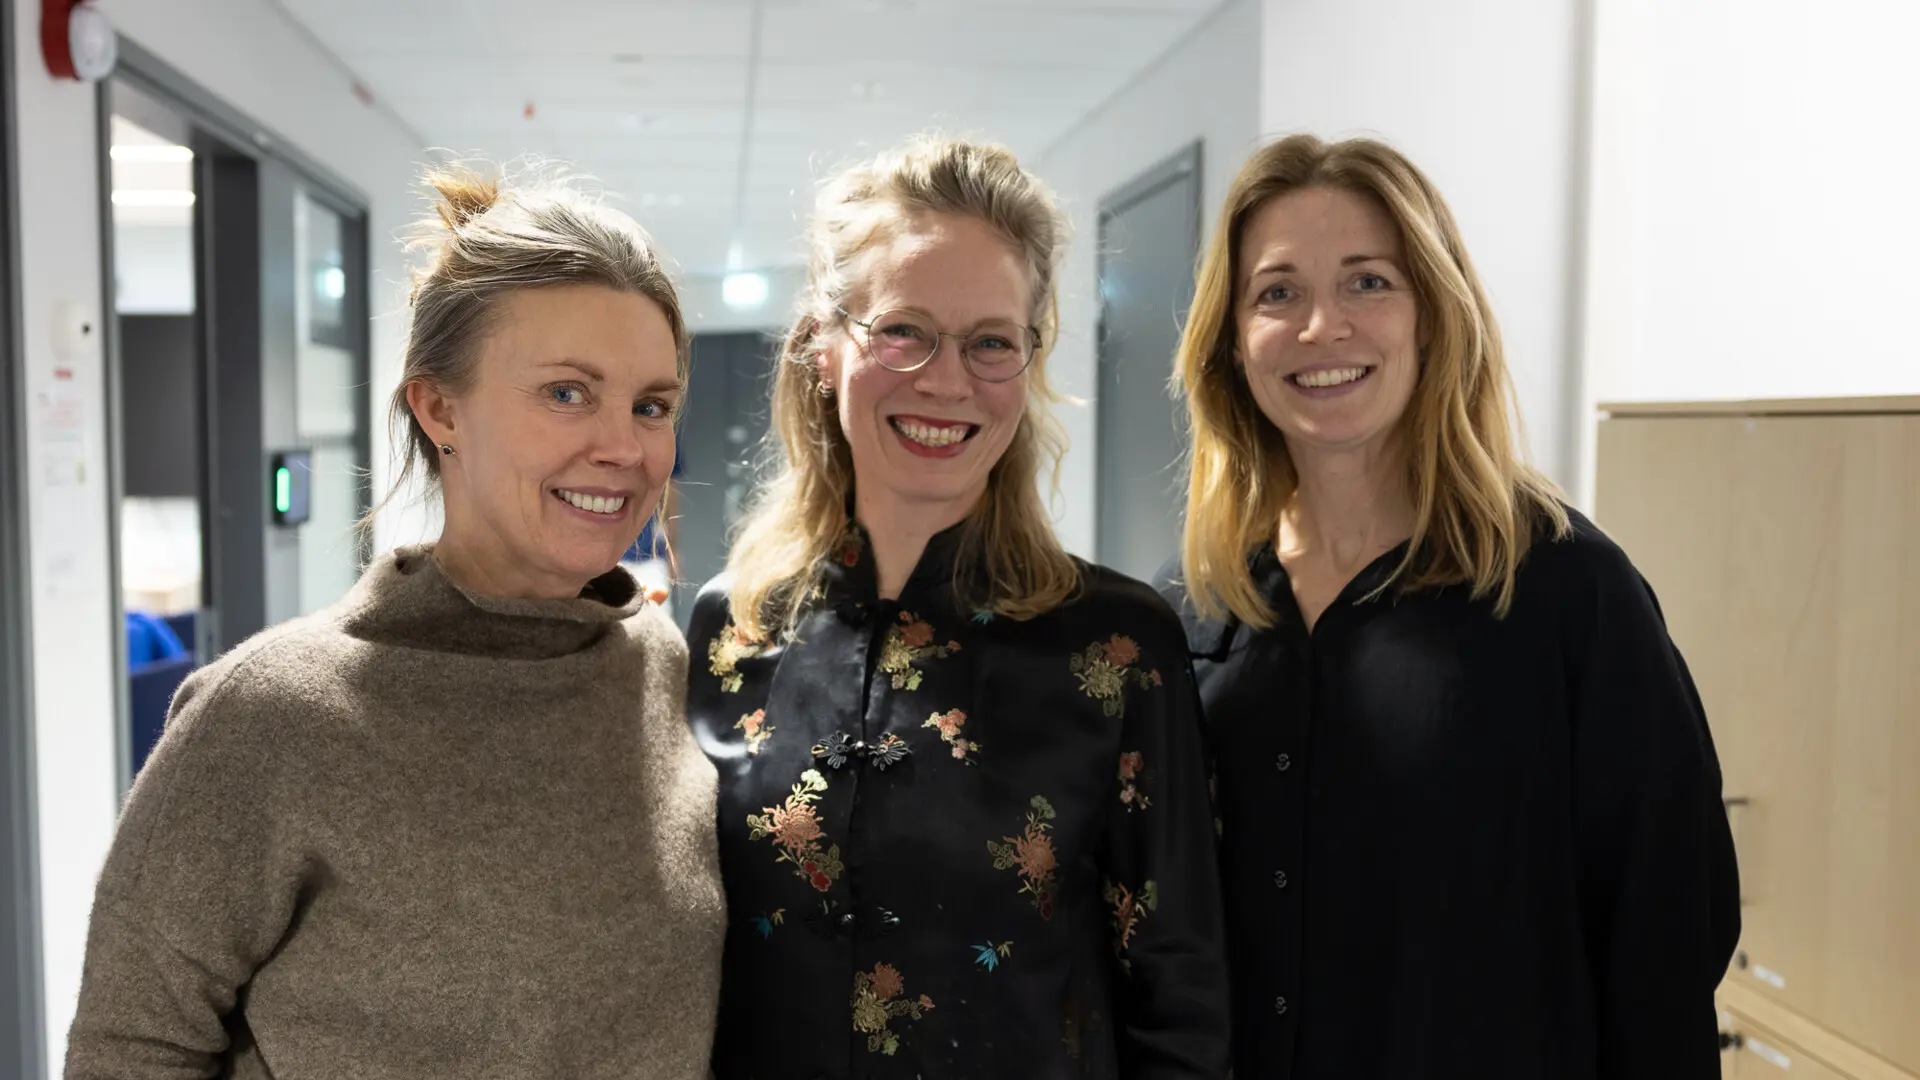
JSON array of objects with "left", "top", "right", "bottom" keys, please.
[
  {"left": 1298, "top": 294, "right": 1352, "bottom": 345},
  {"left": 909, "top": 334, "right": 973, "bottom": 399},
  {"left": 588, "top": 408, "right": 648, "bottom": 471}
]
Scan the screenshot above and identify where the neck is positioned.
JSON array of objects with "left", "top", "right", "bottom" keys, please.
[
  {"left": 855, "top": 485, "right": 980, "bottom": 601},
  {"left": 1280, "top": 437, "right": 1416, "bottom": 572},
  {"left": 434, "top": 503, "right": 588, "bottom": 601}
]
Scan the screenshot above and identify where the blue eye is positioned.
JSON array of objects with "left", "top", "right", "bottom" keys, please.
[
  {"left": 548, "top": 384, "right": 587, "bottom": 406},
  {"left": 971, "top": 335, "right": 1015, "bottom": 353},
  {"left": 635, "top": 399, "right": 673, "bottom": 421},
  {"left": 1355, "top": 273, "right": 1390, "bottom": 292},
  {"left": 1262, "top": 284, "right": 1294, "bottom": 303}
]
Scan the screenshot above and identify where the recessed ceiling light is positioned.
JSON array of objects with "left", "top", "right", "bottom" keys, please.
[
  {"left": 112, "top": 190, "right": 196, "bottom": 207},
  {"left": 722, "top": 272, "right": 769, "bottom": 311},
  {"left": 111, "top": 144, "right": 192, "bottom": 162}
]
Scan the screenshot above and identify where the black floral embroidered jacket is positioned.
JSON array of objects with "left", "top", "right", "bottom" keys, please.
[{"left": 686, "top": 523, "right": 1230, "bottom": 1079}]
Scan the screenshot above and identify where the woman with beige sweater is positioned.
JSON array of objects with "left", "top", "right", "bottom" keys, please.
[{"left": 64, "top": 165, "right": 725, "bottom": 1079}]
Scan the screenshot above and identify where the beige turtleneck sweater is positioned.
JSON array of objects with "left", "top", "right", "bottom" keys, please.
[{"left": 65, "top": 546, "right": 725, "bottom": 1079}]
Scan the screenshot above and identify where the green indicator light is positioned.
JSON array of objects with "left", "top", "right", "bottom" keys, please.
[{"left": 275, "top": 467, "right": 292, "bottom": 514}]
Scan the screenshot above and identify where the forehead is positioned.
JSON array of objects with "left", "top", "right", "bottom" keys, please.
[
  {"left": 1240, "top": 186, "right": 1405, "bottom": 263},
  {"left": 851, "top": 212, "right": 1033, "bottom": 320},
  {"left": 482, "top": 284, "right": 679, "bottom": 379}
]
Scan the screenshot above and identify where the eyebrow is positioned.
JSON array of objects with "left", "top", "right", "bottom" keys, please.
[
  {"left": 1245, "top": 254, "right": 1401, "bottom": 290},
  {"left": 865, "top": 305, "right": 1028, "bottom": 330},
  {"left": 541, "top": 358, "right": 684, "bottom": 394}
]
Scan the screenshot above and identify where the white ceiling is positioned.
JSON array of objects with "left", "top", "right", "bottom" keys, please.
[{"left": 273, "top": 0, "right": 1228, "bottom": 277}]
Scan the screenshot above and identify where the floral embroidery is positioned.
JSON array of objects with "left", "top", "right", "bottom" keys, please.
[
  {"left": 1116, "top": 750, "right": 1151, "bottom": 810},
  {"left": 972, "top": 941, "right": 1013, "bottom": 972},
  {"left": 988, "top": 795, "right": 1059, "bottom": 919},
  {"left": 877, "top": 611, "right": 961, "bottom": 691},
  {"left": 971, "top": 609, "right": 995, "bottom": 625},
  {"left": 735, "top": 709, "right": 774, "bottom": 755},
  {"left": 852, "top": 962, "right": 935, "bottom": 1056},
  {"left": 747, "top": 909, "right": 785, "bottom": 938},
  {"left": 746, "top": 769, "right": 843, "bottom": 891},
  {"left": 923, "top": 709, "right": 979, "bottom": 764},
  {"left": 1070, "top": 635, "right": 1163, "bottom": 718},
  {"left": 707, "top": 624, "right": 763, "bottom": 693},
  {"left": 1104, "top": 879, "right": 1159, "bottom": 971}
]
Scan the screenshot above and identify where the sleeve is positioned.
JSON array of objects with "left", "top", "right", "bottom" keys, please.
[
  {"left": 1568, "top": 548, "right": 1741, "bottom": 1079},
  {"left": 1100, "top": 610, "right": 1233, "bottom": 1079},
  {"left": 64, "top": 658, "right": 311, "bottom": 1080},
  {"left": 684, "top": 577, "right": 733, "bottom": 703}
]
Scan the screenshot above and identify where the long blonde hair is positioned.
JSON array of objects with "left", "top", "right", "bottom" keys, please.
[
  {"left": 726, "top": 135, "right": 1080, "bottom": 641},
  {"left": 1178, "top": 134, "right": 1568, "bottom": 627}
]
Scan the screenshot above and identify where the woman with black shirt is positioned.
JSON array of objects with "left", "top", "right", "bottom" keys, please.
[
  {"left": 686, "top": 136, "right": 1229, "bottom": 1079},
  {"left": 1157, "top": 134, "right": 1740, "bottom": 1079}
]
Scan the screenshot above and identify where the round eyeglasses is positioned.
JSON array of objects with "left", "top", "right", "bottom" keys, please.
[{"left": 838, "top": 306, "right": 1038, "bottom": 383}]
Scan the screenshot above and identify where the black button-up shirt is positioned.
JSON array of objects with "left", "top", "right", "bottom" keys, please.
[
  {"left": 1158, "top": 511, "right": 1740, "bottom": 1079},
  {"left": 689, "top": 523, "right": 1230, "bottom": 1078}
]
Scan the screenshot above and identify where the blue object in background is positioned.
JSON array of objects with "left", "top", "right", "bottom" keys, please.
[
  {"left": 126, "top": 610, "right": 197, "bottom": 780},
  {"left": 624, "top": 447, "right": 685, "bottom": 562}
]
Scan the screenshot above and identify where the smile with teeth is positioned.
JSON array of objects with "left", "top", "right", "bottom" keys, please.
[
  {"left": 555, "top": 489, "right": 627, "bottom": 515},
  {"left": 1290, "top": 366, "right": 1372, "bottom": 389},
  {"left": 891, "top": 418, "right": 975, "bottom": 448}
]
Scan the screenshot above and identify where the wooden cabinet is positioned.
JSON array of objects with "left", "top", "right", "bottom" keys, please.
[{"left": 1595, "top": 398, "right": 1920, "bottom": 1080}]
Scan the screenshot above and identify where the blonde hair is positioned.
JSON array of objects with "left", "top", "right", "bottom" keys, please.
[
  {"left": 366, "top": 160, "right": 687, "bottom": 531},
  {"left": 1178, "top": 134, "right": 1568, "bottom": 627},
  {"left": 725, "top": 135, "right": 1080, "bottom": 641}
]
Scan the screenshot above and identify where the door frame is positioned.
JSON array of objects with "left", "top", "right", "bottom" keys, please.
[
  {"left": 1092, "top": 140, "right": 1203, "bottom": 573},
  {"left": 0, "top": 0, "right": 49, "bottom": 1071},
  {"left": 97, "top": 39, "right": 374, "bottom": 787}
]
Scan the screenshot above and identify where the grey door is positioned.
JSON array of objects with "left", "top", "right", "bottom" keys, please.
[
  {"left": 1095, "top": 143, "right": 1202, "bottom": 583},
  {"left": 669, "top": 331, "right": 776, "bottom": 628}
]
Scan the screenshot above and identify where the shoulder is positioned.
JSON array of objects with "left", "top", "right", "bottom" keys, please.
[
  {"left": 1060, "top": 560, "right": 1191, "bottom": 660},
  {"left": 1515, "top": 506, "right": 1670, "bottom": 645},
  {"left": 619, "top": 599, "right": 688, "bottom": 666},
  {"left": 1519, "top": 507, "right": 1647, "bottom": 601},
  {"left": 147, "top": 604, "right": 361, "bottom": 767},
  {"left": 688, "top": 572, "right": 738, "bottom": 649}
]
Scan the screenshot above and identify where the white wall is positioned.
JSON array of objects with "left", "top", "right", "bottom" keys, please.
[
  {"left": 10, "top": 10, "right": 118, "bottom": 1072},
  {"left": 1034, "top": 0, "right": 1262, "bottom": 557},
  {"left": 14, "top": 0, "right": 428, "bottom": 1070},
  {"left": 111, "top": 223, "right": 195, "bottom": 314},
  {"left": 1261, "top": 0, "right": 1590, "bottom": 491},
  {"left": 1584, "top": 0, "right": 1920, "bottom": 408}
]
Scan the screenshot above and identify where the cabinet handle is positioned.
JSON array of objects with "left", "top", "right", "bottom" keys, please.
[{"left": 1720, "top": 1030, "right": 1745, "bottom": 1053}]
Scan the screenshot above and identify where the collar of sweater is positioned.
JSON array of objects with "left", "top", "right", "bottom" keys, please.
[{"left": 337, "top": 545, "right": 649, "bottom": 661}]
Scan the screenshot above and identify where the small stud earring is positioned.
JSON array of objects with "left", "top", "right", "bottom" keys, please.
[{"left": 438, "top": 443, "right": 456, "bottom": 456}]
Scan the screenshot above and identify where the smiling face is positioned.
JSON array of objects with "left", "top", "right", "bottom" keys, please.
[
  {"left": 821, "top": 212, "right": 1033, "bottom": 531},
  {"left": 410, "top": 283, "right": 682, "bottom": 598},
  {"left": 1234, "top": 186, "right": 1424, "bottom": 461}
]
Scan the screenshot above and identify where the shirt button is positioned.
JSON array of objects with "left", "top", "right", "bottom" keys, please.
[
  {"left": 1273, "top": 870, "right": 1289, "bottom": 889},
  {"left": 1275, "top": 753, "right": 1292, "bottom": 772},
  {"left": 1275, "top": 996, "right": 1289, "bottom": 1016}
]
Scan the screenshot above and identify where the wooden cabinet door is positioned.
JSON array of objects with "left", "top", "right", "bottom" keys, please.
[
  {"left": 1597, "top": 413, "right": 1920, "bottom": 1075},
  {"left": 1721, "top": 1009, "right": 1851, "bottom": 1080}
]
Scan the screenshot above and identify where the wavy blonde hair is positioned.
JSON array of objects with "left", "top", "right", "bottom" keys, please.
[
  {"left": 726, "top": 135, "right": 1080, "bottom": 640},
  {"left": 1178, "top": 134, "right": 1568, "bottom": 627}
]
